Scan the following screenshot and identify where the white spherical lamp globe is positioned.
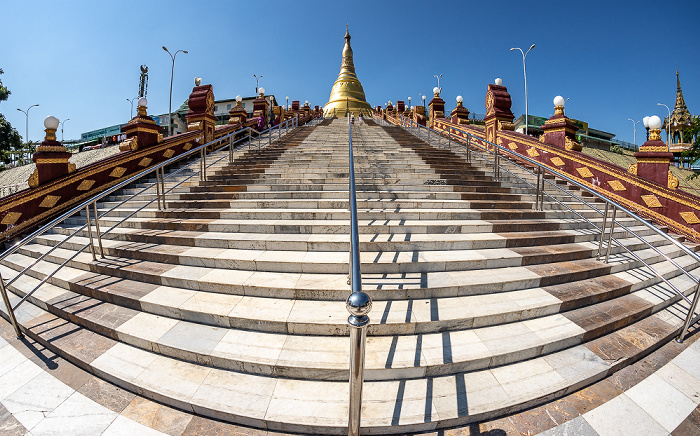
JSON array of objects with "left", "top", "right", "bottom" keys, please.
[
  {"left": 648, "top": 115, "right": 662, "bottom": 130},
  {"left": 456, "top": 95, "right": 463, "bottom": 103},
  {"left": 44, "top": 116, "right": 59, "bottom": 130},
  {"left": 433, "top": 87, "right": 440, "bottom": 94},
  {"left": 235, "top": 95, "right": 242, "bottom": 102},
  {"left": 642, "top": 116, "right": 650, "bottom": 128},
  {"left": 495, "top": 78, "right": 503, "bottom": 86},
  {"left": 258, "top": 87, "right": 265, "bottom": 95},
  {"left": 553, "top": 95, "right": 566, "bottom": 107},
  {"left": 137, "top": 97, "right": 147, "bottom": 107},
  {"left": 194, "top": 77, "right": 202, "bottom": 86}
]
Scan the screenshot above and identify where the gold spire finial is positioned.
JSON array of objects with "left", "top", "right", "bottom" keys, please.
[{"left": 323, "top": 27, "right": 372, "bottom": 118}]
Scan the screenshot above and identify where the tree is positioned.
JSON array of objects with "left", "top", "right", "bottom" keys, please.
[
  {"left": 0, "top": 68, "right": 10, "bottom": 103},
  {"left": 682, "top": 115, "right": 700, "bottom": 178}
]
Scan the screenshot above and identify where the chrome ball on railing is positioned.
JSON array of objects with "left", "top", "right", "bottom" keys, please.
[{"left": 346, "top": 291, "right": 372, "bottom": 317}]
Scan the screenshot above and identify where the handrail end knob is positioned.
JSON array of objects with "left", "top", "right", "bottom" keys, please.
[{"left": 346, "top": 291, "right": 372, "bottom": 326}]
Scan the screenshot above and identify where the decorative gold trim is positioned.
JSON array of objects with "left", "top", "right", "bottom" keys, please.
[
  {"left": 138, "top": 158, "right": 153, "bottom": 167},
  {"left": 526, "top": 148, "right": 540, "bottom": 158},
  {"left": 638, "top": 145, "right": 669, "bottom": 153},
  {"left": 508, "top": 142, "right": 518, "bottom": 150},
  {"left": 637, "top": 157, "right": 670, "bottom": 164},
  {"left": 119, "top": 137, "right": 138, "bottom": 152},
  {"left": 39, "top": 195, "right": 61, "bottom": 208},
  {"left": 550, "top": 157, "right": 565, "bottom": 166},
  {"left": 77, "top": 180, "right": 96, "bottom": 191},
  {"left": 163, "top": 149, "right": 175, "bottom": 158},
  {"left": 158, "top": 133, "right": 163, "bottom": 143},
  {"left": 28, "top": 169, "right": 38, "bottom": 188},
  {"left": 641, "top": 195, "right": 663, "bottom": 208},
  {"left": 628, "top": 163, "right": 637, "bottom": 175},
  {"left": 44, "top": 128, "right": 57, "bottom": 142},
  {"left": 68, "top": 163, "right": 76, "bottom": 173},
  {"left": 576, "top": 167, "right": 594, "bottom": 178},
  {"left": 668, "top": 172, "right": 679, "bottom": 190},
  {"left": 188, "top": 121, "right": 203, "bottom": 132},
  {"left": 608, "top": 180, "right": 626, "bottom": 191},
  {"left": 649, "top": 128, "right": 661, "bottom": 141},
  {"left": 1, "top": 212, "right": 21, "bottom": 226},
  {"left": 109, "top": 167, "right": 127, "bottom": 178},
  {"left": 37, "top": 145, "right": 68, "bottom": 153},
  {"left": 565, "top": 136, "right": 582, "bottom": 152},
  {"left": 680, "top": 212, "right": 700, "bottom": 224},
  {"left": 183, "top": 143, "right": 193, "bottom": 151},
  {"left": 35, "top": 158, "right": 69, "bottom": 164}
]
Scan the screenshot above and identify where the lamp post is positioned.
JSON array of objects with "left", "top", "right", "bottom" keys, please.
[
  {"left": 657, "top": 102, "right": 671, "bottom": 145},
  {"left": 254, "top": 74, "right": 263, "bottom": 95},
  {"left": 286, "top": 96, "right": 289, "bottom": 111},
  {"left": 408, "top": 96, "right": 411, "bottom": 112},
  {"left": 126, "top": 97, "right": 138, "bottom": 119},
  {"left": 434, "top": 74, "right": 442, "bottom": 93},
  {"left": 628, "top": 118, "right": 640, "bottom": 146},
  {"left": 163, "top": 46, "right": 188, "bottom": 137},
  {"left": 16, "top": 104, "right": 39, "bottom": 145},
  {"left": 510, "top": 44, "right": 536, "bottom": 136},
  {"left": 643, "top": 116, "right": 650, "bottom": 141},
  {"left": 60, "top": 118, "right": 70, "bottom": 142},
  {"left": 422, "top": 94, "right": 426, "bottom": 110}
]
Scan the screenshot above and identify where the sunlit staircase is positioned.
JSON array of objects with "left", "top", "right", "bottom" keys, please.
[{"left": 1, "top": 118, "right": 699, "bottom": 434}]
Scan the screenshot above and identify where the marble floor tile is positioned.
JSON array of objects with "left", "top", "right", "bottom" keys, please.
[{"left": 583, "top": 394, "right": 667, "bottom": 436}]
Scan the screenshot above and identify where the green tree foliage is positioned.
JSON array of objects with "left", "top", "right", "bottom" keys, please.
[
  {"left": 682, "top": 115, "right": 700, "bottom": 179},
  {"left": 0, "top": 68, "right": 10, "bottom": 102}
]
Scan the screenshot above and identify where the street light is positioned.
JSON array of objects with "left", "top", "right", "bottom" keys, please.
[
  {"left": 628, "top": 118, "right": 640, "bottom": 146},
  {"left": 643, "top": 116, "right": 650, "bottom": 141},
  {"left": 434, "top": 74, "right": 442, "bottom": 93},
  {"left": 126, "top": 97, "right": 138, "bottom": 119},
  {"left": 16, "top": 104, "right": 39, "bottom": 145},
  {"left": 163, "top": 46, "right": 188, "bottom": 137},
  {"left": 286, "top": 96, "right": 289, "bottom": 110},
  {"left": 657, "top": 102, "right": 671, "bottom": 145},
  {"left": 254, "top": 74, "right": 263, "bottom": 94},
  {"left": 60, "top": 118, "right": 70, "bottom": 142},
  {"left": 510, "top": 43, "right": 536, "bottom": 135}
]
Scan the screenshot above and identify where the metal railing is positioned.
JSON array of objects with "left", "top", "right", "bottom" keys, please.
[
  {"left": 346, "top": 116, "right": 371, "bottom": 436},
  {"left": 381, "top": 114, "right": 700, "bottom": 342},
  {"left": 0, "top": 116, "right": 304, "bottom": 339}
]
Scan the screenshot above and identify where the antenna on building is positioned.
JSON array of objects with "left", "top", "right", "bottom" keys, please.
[{"left": 139, "top": 65, "right": 149, "bottom": 98}]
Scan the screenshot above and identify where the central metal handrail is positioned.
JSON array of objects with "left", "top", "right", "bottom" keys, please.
[
  {"left": 346, "top": 116, "right": 371, "bottom": 436},
  {"left": 381, "top": 113, "right": 700, "bottom": 341},
  {"left": 0, "top": 116, "right": 306, "bottom": 338}
]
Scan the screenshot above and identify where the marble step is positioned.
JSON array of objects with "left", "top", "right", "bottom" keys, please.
[{"left": 0, "top": 282, "right": 693, "bottom": 434}]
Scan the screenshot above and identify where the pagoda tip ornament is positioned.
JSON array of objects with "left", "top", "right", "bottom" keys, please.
[{"left": 323, "top": 26, "right": 373, "bottom": 118}]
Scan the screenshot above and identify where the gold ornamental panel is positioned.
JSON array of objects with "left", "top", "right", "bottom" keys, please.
[
  {"left": 1, "top": 212, "right": 21, "bottom": 225},
  {"left": 576, "top": 167, "right": 594, "bottom": 178},
  {"left": 110, "top": 167, "right": 127, "bottom": 178},
  {"left": 77, "top": 180, "right": 96, "bottom": 191},
  {"left": 526, "top": 148, "right": 540, "bottom": 158},
  {"left": 163, "top": 149, "right": 175, "bottom": 158},
  {"left": 138, "top": 158, "right": 153, "bottom": 167},
  {"left": 641, "top": 195, "right": 663, "bottom": 208},
  {"left": 550, "top": 157, "right": 565, "bottom": 166},
  {"left": 39, "top": 195, "right": 61, "bottom": 208},
  {"left": 608, "top": 180, "right": 626, "bottom": 191},
  {"left": 508, "top": 142, "right": 518, "bottom": 150},
  {"left": 628, "top": 163, "right": 637, "bottom": 175},
  {"left": 680, "top": 212, "right": 700, "bottom": 225},
  {"left": 668, "top": 173, "right": 679, "bottom": 190}
]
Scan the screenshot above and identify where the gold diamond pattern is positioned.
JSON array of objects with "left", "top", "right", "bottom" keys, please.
[
  {"left": 183, "top": 143, "right": 193, "bottom": 151},
  {"left": 550, "top": 157, "right": 565, "bottom": 166},
  {"left": 138, "top": 158, "right": 153, "bottom": 167},
  {"left": 163, "top": 149, "right": 175, "bottom": 158},
  {"left": 608, "top": 180, "right": 626, "bottom": 191},
  {"left": 1, "top": 212, "right": 21, "bottom": 225},
  {"left": 680, "top": 212, "right": 700, "bottom": 224},
  {"left": 526, "top": 148, "right": 540, "bottom": 158},
  {"left": 576, "top": 167, "right": 594, "bottom": 178},
  {"left": 39, "top": 195, "right": 61, "bottom": 208},
  {"left": 77, "top": 180, "right": 96, "bottom": 191},
  {"left": 641, "top": 195, "right": 663, "bottom": 208},
  {"left": 109, "top": 167, "right": 127, "bottom": 178},
  {"left": 508, "top": 142, "right": 518, "bottom": 150}
]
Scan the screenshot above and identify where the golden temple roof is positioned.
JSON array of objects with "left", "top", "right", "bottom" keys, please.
[
  {"left": 323, "top": 26, "right": 372, "bottom": 118},
  {"left": 669, "top": 70, "right": 692, "bottom": 127}
]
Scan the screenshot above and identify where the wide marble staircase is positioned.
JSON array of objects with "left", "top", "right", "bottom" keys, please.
[{"left": 1, "top": 118, "right": 699, "bottom": 434}]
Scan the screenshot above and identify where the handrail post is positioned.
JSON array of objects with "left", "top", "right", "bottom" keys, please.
[
  {"left": 155, "top": 167, "right": 162, "bottom": 210},
  {"left": 494, "top": 145, "right": 499, "bottom": 180},
  {"left": 93, "top": 201, "right": 104, "bottom": 258},
  {"left": 0, "top": 273, "right": 23, "bottom": 338},
  {"left": 229, "top": 136, "right": 234, "bottom": 163},
  {"left": 85, "top": 205, "right": 97, "bottom": 261},
  {"left": 160, "top": 167, "right": 167, "bottom": 210},
  {"left": 678, "top": 282, "right": 700, "bottom": 342},
  {"left": 535, "top": 167, "right": 542, "bottom": 211},
  {"left": 604, "top": 206, "right": 618, "bottom": 263},
  {"left": 597, "top": 202, "right": 610, "bottom": 260}
]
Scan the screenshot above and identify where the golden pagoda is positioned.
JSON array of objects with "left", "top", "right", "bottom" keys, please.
[
  {"left": 665, "top": 70, "right": 694, "bottom": 153},
  {"left": 323, "top": 26, "right": 373, "bottom": 118}
]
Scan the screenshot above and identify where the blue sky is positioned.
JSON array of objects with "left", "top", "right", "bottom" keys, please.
[{"left": 1, "top": 0, "right": 698, "bottom": 145}]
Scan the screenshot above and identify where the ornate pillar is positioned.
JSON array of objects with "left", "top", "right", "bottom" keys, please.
[
  {"left": 228, "top": 95, "right": 247, "bottom": 125},
  {"left": 28, "top": 116, "right": 74, "bottom": 188},
  {"left": 186, "top": 81, "right": 216, "bottom": 144},
  {"left": 119, "top": 97, "right": 161, "bottom": 152},
  {"left": 540, "top": 96, "right": 582, "bottom": 151},
  {"left": 450, "top": 96, "right": 470, "bottom": 125},
  {"left": 631, "top": 115, "right": 679, "bottom": 189},
  {"left": 428, "top": 88, "right": 445, "bottom": 128},
  {"left": 252, "top": 88, "right": 269, "bottom": 129},
  {"left": 483, "top": 79, "right": 515, "bottom": 145},
  {"left": 414, "top": 106, "right": 427, "bottom": 126}
]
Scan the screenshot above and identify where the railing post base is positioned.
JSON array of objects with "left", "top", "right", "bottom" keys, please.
[{"left": 347, "top": 291, "right": 371, "bottom": 436}]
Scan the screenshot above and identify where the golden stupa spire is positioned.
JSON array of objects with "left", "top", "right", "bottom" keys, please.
[{"left": 323, "top": 26, "right": 373, "bottom": 118}]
